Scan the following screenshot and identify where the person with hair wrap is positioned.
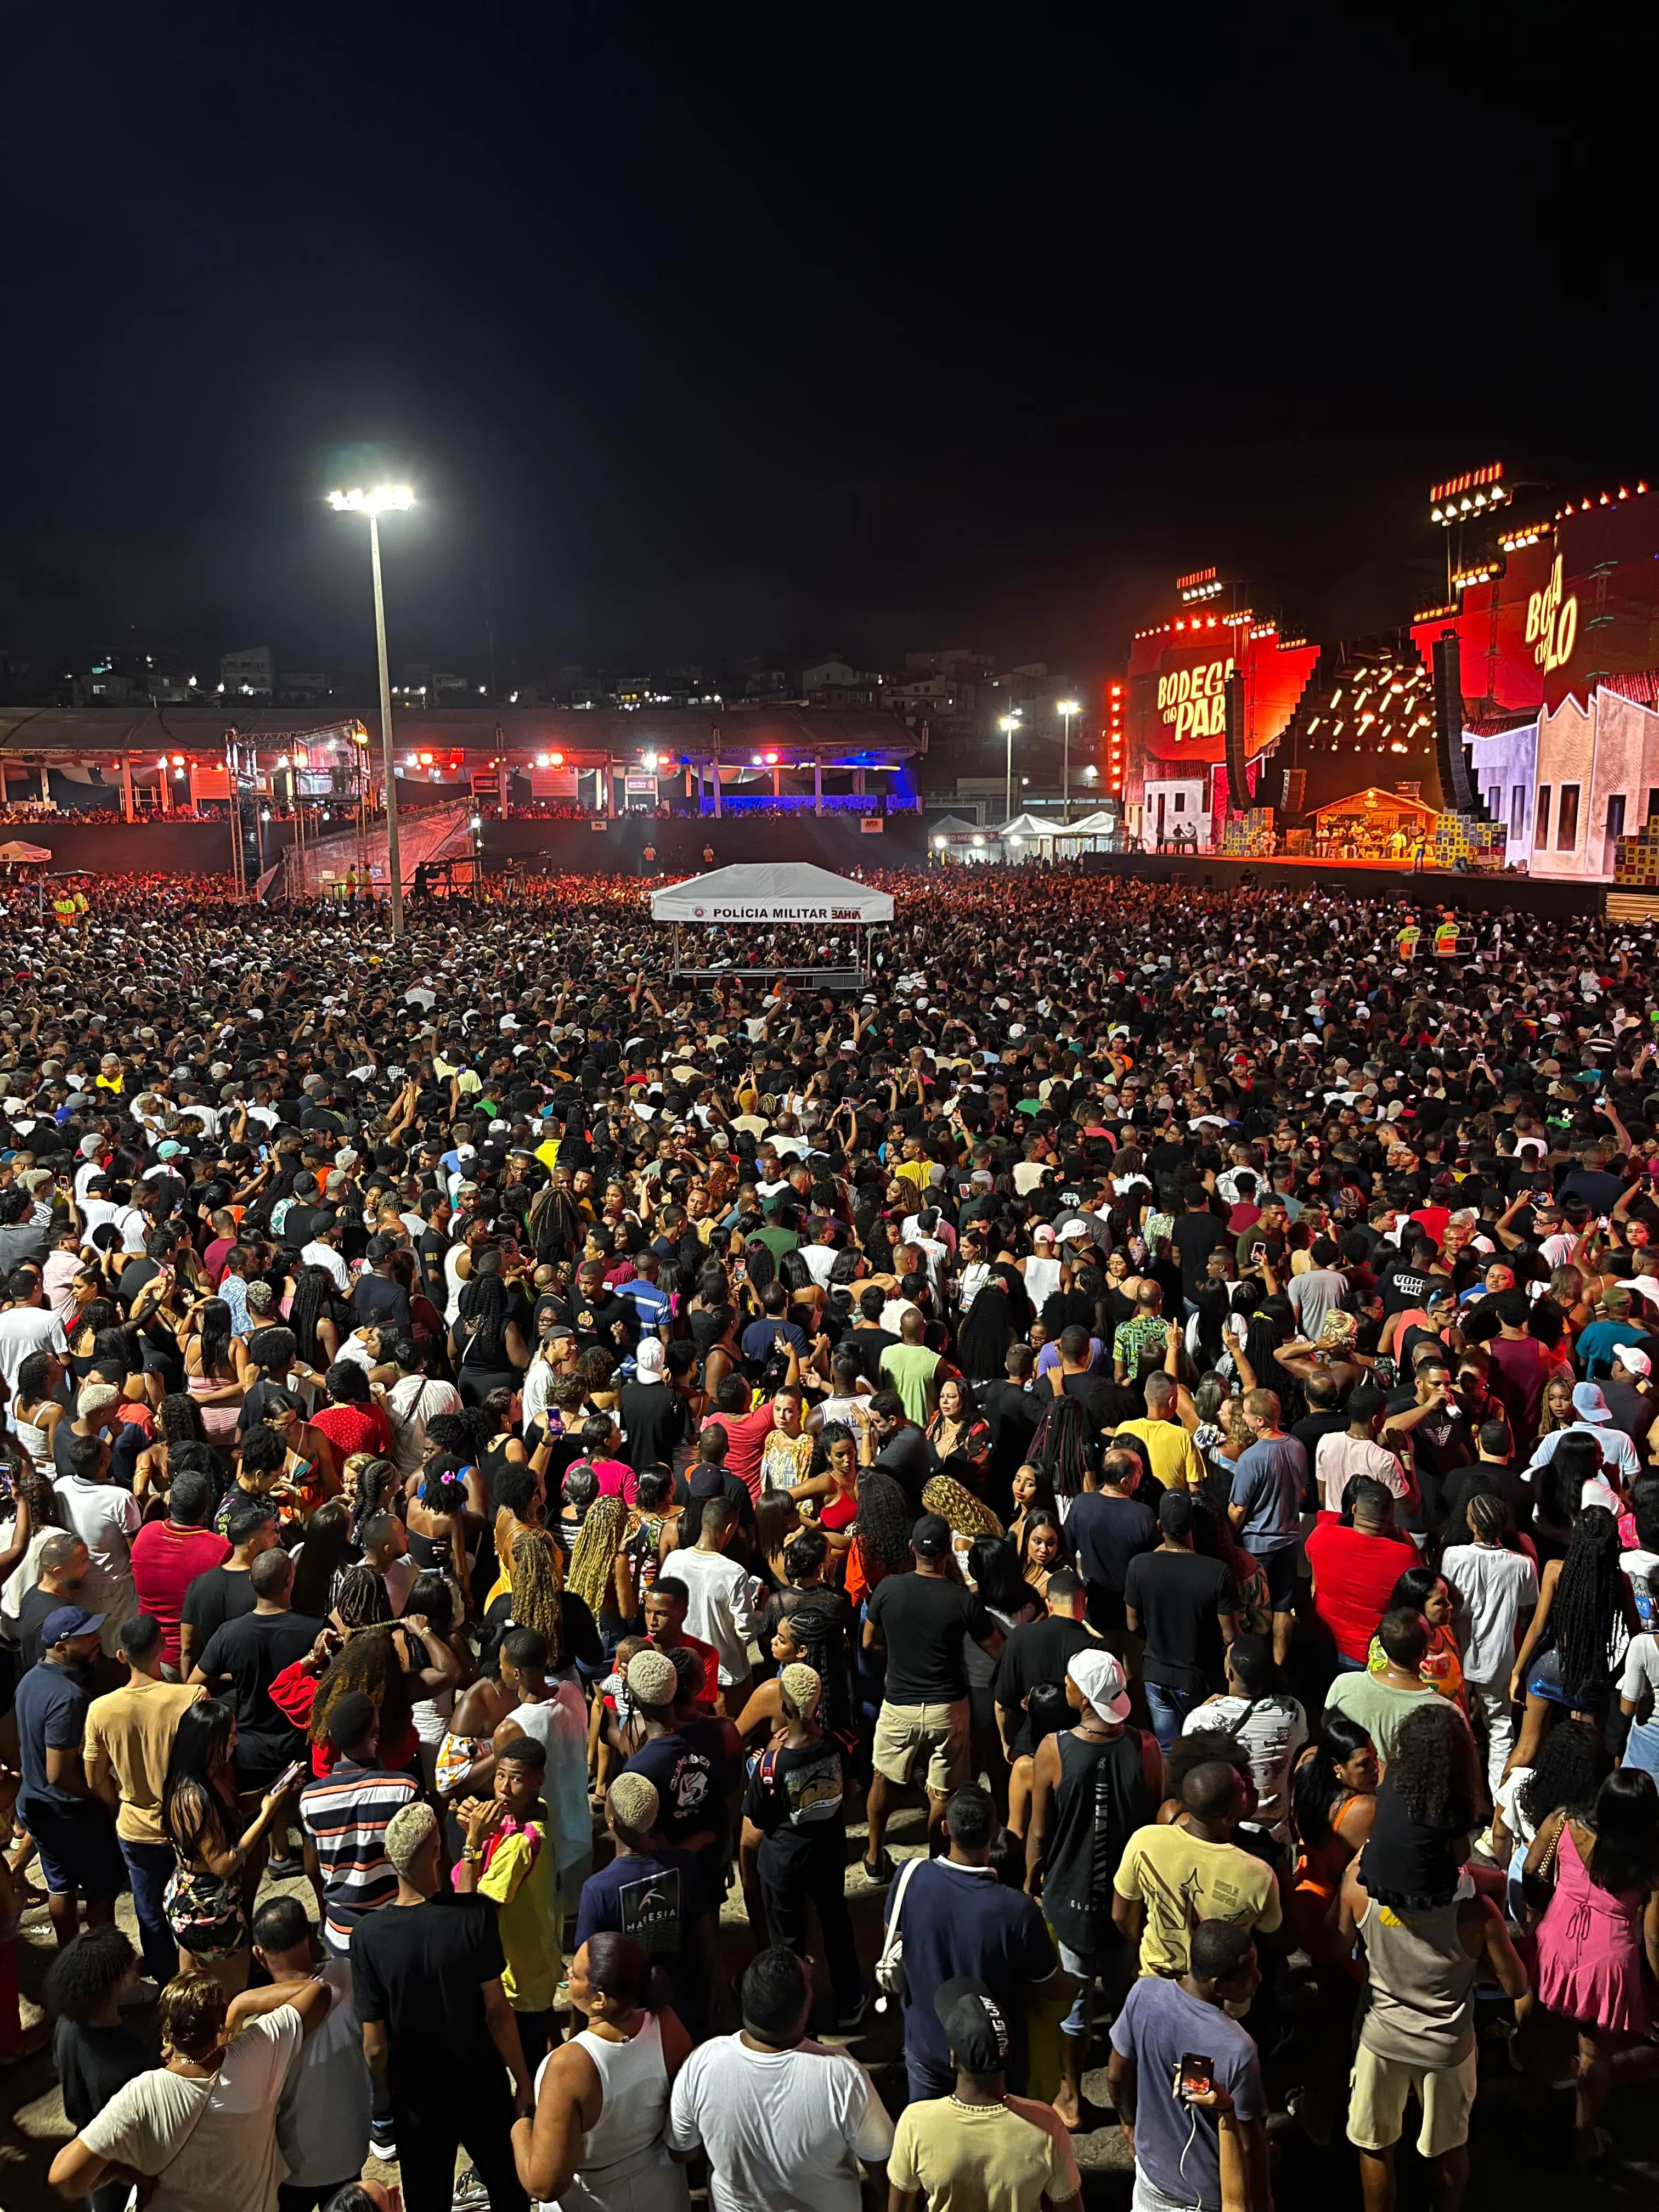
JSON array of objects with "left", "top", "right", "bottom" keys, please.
[{"left": 512, "top": 1929, "right": 693, "bottom": 2212}]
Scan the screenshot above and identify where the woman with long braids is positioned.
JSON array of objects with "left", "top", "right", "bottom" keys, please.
[
  {"left": 451, "top": 1268, "right": 530, "bottom": 1408},
  {"left": 287, "top": 1263, "right": 348, "bottom": 1373},
  {"left": 1506, "top": 1506, "right": 1639, "bottom": 1774},
  {"left": 1026, "top": 1390, "right": 1092, "bottom": 1507},
  {"left": 921, "top": 1472, "right": 1004, "bottom": 1547},
  {"left": 843, "top": 1466, "right": 913, "bottom": 1609},
  {"left": 181, "top": 1295, "right": 248, "bottom": 1444},
  {"left": 487, "top": 1525, "right": 605, "bottom": 1679},
  {"left": 566, "top": 1492, "right": 632, "bottom": 1644},
  {"left": 347, "top": 1455, "right": 403, "bottom": 1540}
]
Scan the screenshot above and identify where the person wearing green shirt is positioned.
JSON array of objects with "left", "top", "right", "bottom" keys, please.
[{"left": 880, "top": 1310, "right": 943, "bottom": 1426}]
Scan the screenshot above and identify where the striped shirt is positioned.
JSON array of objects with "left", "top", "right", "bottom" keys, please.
[{"left": 299, "top": 1759, "right": 420, "bottom": 1953}]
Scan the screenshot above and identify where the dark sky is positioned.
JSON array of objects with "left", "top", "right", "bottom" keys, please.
[{"left": 4, "top": 4, "right": 1653, "bottom": 690}]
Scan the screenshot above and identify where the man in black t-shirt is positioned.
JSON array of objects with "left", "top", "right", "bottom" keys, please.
[
  {"left": 867, "top": 1395, "right": 935, "bottom": 1508},
  {"left": 862, "top": 1514, "right": 1001, "bottom": 1877},
  {"left": 1063, "top": 1451, "right": 1159, "bottom": 1633},
  {"left": 619, "top": 1339, "right": 692, "bottom": 1470},
  {"left": 1122, "top": 1490, "right": 1236, "bottom": 1751},
  {"left": 353, "top": 1235, "right": 413, "bottom": 1330},
  {"left": 177, "top": 1498, "right": 277, "bottom": 1677},
  {"left": 189, "top": 1548, "right": 321, "bottom": 1794},
  {"left": 991, "top": 1569, "right": 1101, "bottom": 1756},
  {"left": 351, "top": 1799, "right": 531, "bottom": 2209},
  {"left": 847, "top": 1286, "right": 900, "bottom": 1386},
  {"left": 978, "top": 1346, "right": 1041, "bottom": 1496},
  {"left": 1172, "top": 1187, "right": 1231, "bottom": 1304}
]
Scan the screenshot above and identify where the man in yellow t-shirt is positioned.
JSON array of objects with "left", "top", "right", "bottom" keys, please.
[
  {"left": 457, "top": 1738, "right": 562, "bottom": 2063},
  {"left": 1113, "top": 1375, "right": 1207, "bottom": 1492},
  {"left": 893, "top": 1138, "right": 934, "bottom": 1200},
  {"left": 1112, "top": 1760, "right": 1281, "bottom": 1977},
  {"left": 889, "top": 1976, "right": 1082, "bottom": 2212},
  {"left": 83, "top": 1614, "right": 204, "bottom": 1984}
]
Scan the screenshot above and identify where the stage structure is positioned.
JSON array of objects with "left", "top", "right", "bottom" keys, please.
[
  {"left": 1119, "top": 469, "right": 1659, "bottom": 881},
  {"left": 650, "top": 863, "right": 893, "bottom": 990}
]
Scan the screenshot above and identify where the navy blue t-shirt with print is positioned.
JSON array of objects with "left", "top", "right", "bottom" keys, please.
[{"left": 885, "top": 1856, "right": 1058, "bottom": 2092}]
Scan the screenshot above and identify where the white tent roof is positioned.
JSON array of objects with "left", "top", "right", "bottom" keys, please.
[
  {"left": 998, "top": 810, "right": 1117, "bottom": 841},
  {"left": 0, "top": 840, "right": 52, "bottom": 864},
  {"left": 650, "top": 863, "right": 893, "bottom": 925}
]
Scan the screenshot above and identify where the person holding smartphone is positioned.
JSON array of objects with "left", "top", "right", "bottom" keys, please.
[{"left": 1107, "top": 1922, "right": 1268, "bottom": 2212}]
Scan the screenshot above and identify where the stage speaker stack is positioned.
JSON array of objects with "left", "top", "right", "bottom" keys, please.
[
  {"left": 1223, "top": 670, "right": 1252, "bottom": 810},
  {"left": 1280, "top": 768, "right": 1306, "bottom": 819},
  {"left": 1431, "top": 632, "right": 1479, "bottom": 815}
]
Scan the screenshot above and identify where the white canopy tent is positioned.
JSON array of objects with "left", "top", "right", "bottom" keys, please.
[
  {"left": 995, "top": 809, "right": 1119, "bottom": 855},
  {"left": 650, "top": 863, "right": 893, "bottom": 924},
  {"left": 651, "top": 863, "right": 893, "bottom": 986}
]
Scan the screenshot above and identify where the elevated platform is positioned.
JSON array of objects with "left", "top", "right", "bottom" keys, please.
[{"left": 1079, "top": 848, "right": 1604, "bottom": 917}]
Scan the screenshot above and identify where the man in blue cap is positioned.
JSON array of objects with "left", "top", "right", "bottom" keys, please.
[{"left": 13, "top": 1604, "right": 125, "bottom": 1945}]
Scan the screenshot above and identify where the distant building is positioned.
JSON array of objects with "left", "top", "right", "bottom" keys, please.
[
  {"left": 277, "top": 669, "right": 331, "bottom": 703},
  {"left": 221, "top": 646, "right": 274, "bottom": 698}
]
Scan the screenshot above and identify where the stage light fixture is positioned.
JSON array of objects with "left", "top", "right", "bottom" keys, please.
[{"left": 327, "top": 486, "right": 414, "bottom": 515}]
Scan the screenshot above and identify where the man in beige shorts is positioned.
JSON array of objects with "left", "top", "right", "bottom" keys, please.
[
  {"left": 861, "top": 1512, "right": 1003, "bottom": 1880},
  {"left": 1340, "top": 1818, "right": 1528, "bottom": 2212}
]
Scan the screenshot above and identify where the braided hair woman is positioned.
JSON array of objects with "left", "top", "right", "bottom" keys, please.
[
  {"left": 566, "top": 1492, "right": 631, "bottom": 1642},
  {"left": 1507, "top": 1506, "right": 1639, "bottom": 1773}
]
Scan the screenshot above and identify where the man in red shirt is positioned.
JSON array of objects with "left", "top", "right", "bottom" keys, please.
[
  {"left": 129, "top": 1471, "right": 230, "bottom": 1674},
  {"left": 699, "top": 1370, "right": 777, "bottom": 1503},
  {"left": 1305, "top": 1476, "right": 1417, "bottom": 1668},
  {"left": 644, "top": 1575, "right": 719, "bottom": 1706}
]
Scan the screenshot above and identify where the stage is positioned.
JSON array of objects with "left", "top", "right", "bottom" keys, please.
[{"left": 1079, "top": 846, "right": 1606, "bottom": 917}]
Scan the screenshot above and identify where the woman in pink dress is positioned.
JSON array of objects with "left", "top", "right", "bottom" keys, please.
[{"left": 1526, "top": 1769, "right": 1659, "bottom": 2160}]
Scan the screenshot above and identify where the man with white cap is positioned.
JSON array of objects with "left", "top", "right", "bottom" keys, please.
[
  {"left": 1526, "top": 1381, "right": 1641, "bottom": 1489},
  {"left": 1024, "top": 1649, "right": 1161, "bottom": 2130},
  {"left": 620, "top": 1333, "right": 692, "bottom": 1472},
  {"left": 1599, "top": 1342, "right": 1654, "bottom": 1454}
]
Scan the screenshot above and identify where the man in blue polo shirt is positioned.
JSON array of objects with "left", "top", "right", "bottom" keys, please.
[
  {"left": 618, "top": 1252, "right": 673, "bottom": 1336},
  {"left": 884, "top": 1782, "right": 1062, "bottom": 2103},
  {"left": 14, "top": 1605, "right": 126, "bottom": 1945},
  {"left": 1227, "top": 1388, "right": 1305, "bottom": 1668}
]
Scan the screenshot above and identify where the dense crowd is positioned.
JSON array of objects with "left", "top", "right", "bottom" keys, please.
[{"left": 0, "top": 868, "right": 1656, "bottom": 2212}]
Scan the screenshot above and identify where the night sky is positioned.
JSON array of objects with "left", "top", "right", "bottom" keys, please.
[{"left": 4, "top": 5, "right": 1652, "bottom": 689}]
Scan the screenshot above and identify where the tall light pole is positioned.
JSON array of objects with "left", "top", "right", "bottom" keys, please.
[
  {"left": 1000, "top": 709, "right": 1023, "bottom": 825},
  {"left": 328, "top": 485, "right": 414, "bottom": 933},
  {"left": 1057, "top": 698, "right": 1080, "bottom": 823}
]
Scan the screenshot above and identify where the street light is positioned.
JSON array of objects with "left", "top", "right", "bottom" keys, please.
[
  {"left": 1057, "top": 699, "right": 1080, "bottom": 822},
  {"left": 327, "top": 484, "right": 415, "bottom": 931},
  {"left": 1000, "top": 711, "right": 1023, "bottom": 823}
]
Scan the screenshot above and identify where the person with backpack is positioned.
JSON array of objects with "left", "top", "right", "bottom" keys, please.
[
  {"left": 1023, "top": 1650, "right": 1160, "bottom": 2129},
  {"left": 738, "top": 1662, "right": 866, "bottom": 2029}
]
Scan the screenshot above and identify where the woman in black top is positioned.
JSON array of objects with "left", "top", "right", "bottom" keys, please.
[
  {"left": 450, "top": 1272, "right": 529, "bottom": 1408},
  {"left": 45, "top": 1929, "right": 155, "bottom": 2212},
  {"left": 1358, "top": 1699, "right": 1485, "bottom": 1910}
]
